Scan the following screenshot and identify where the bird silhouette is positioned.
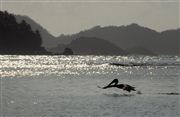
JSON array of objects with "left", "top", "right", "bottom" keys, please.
[{"left": 101, "top": 79, "right": 136, "bottom": 92}]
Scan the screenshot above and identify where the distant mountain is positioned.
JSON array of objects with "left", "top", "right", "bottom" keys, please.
[
  {"left": 0, "top": 11, "right": 50, "bottom": 55},
  {"left": 14, "top": 13, "right": 179, "bottom": 55},
  {"left": 57, "top": 24, "right": 159, "bottom": 48},
  {"left": 158, "top": 29, "right": 180, "bottom": 55},
  {"left": 57, "top": 24, "right": 179, "bottom": 55},
  {"left": 15, "top": 15, "right": 58, "bottom": 49},
  {"left": 126, "top": 47, "right": 156, "bottom": 56},
  {"left": 51, "top": 37, "right": 127, "bottom": 55}
]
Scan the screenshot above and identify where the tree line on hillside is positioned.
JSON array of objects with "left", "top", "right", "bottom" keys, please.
[{"left": 0, "top": 11, "right": 50, "bottom": 55}]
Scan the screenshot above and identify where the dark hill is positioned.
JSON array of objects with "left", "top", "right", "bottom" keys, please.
[
  {"left": 0, "top": 11, "right": 50, "bottom": 55},
  {"left": 126, "top": 47, "right": 156, "bottom": 56},
  {"left": 57, "top": 24, "right": 179, "bottom": 55},
  {"left": 60, "top": 37, "right": 127, "bottom": 55},
  {"left": 13, "top": 14, "right": 179, "bottom": 55},
  {"left": 15, "top": 15, "right": 58, "bottom": 49},
  {"left": 158, "top": 29, "right": 180, "bottom": 55}
]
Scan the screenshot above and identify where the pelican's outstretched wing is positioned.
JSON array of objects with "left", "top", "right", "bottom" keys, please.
[
  {"left": 99, "top": 79, "right": 119, "bottom": 89},
  {"left": 106, "top": 79, "right": 118, "bottom": 87}
]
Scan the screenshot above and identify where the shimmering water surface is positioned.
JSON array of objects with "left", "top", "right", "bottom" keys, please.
[
  {"left": 0, "top": 55, "right": 179, "bottom": 77},
  {"left": 0, "top": 55, "right": 180, "bottom": 117}
]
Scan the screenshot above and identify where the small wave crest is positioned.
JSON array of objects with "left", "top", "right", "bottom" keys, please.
[
  {"left": 109, "top": 62, "right": 180, "bottom": 67},
  {"left": 157, "top": 92, "right": 180, "bottom": 95},
  {"left": 103, "top": 93, "right": 135, "bottom": 97}
]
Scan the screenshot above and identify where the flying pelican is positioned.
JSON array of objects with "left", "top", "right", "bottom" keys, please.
[{"left": 100, "top": 79, "right": 136, "bottom": 92}]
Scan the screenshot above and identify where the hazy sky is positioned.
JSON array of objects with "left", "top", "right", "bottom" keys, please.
[{"left": 1, "top": 0, "right": 180, "bottom": 36}]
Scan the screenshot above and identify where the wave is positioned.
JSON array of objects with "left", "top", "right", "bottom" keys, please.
[
  {"left": 103, "top": 93, "right": 135, "bottom": 97},
  {"left": 103, "top": 92, "right": 180, "bottom": 97},
  {"left": 109, "top": 62, "right": 180, "bottom": 67},
  {"left": 157, "top": 92, "right": 180, "bottom": 95}
]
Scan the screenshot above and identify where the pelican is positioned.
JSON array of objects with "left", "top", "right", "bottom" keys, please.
[{"left": 101, "top": 79, "right": 136, "bottom": 92}]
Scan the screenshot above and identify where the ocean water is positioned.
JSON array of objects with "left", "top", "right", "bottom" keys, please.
[{"left": 0, "top": 55, "right": 180, "bottom": 117}]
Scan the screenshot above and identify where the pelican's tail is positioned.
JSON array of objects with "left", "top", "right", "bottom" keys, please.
[
  {"left": 124, "top": 85, "right": 136, "bottom": 92},
  {"left": 132, "top": 86, "right": 136, "bottom": 91}
]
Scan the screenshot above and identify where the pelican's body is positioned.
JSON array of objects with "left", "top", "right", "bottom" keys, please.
[{"left": 102, "top": 79, "right": 136, "bottom": 92}]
